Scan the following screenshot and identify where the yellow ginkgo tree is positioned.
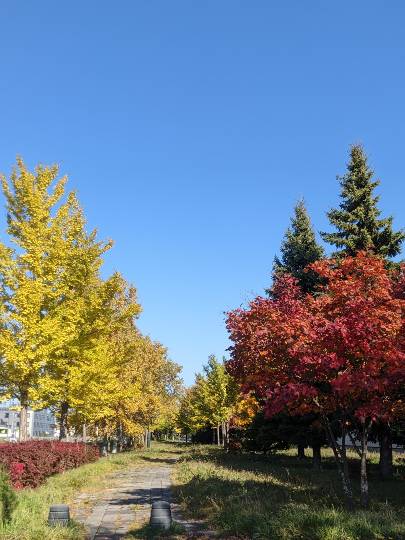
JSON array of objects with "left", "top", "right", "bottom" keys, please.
[
  {"left": 111, "top": 323, "right": 182, "bottom": 445},
  {"left": 0, "top": 158, "right": 182, "bottom": 444},
  {"left": 0, "top": 160, "right": 85, "bottom": 440}
]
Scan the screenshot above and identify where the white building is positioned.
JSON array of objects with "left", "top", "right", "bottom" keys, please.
[
  {"left": 0, "top": 405, "right": 57, "bottom": 440},
  {"left": 32, "top": 409, "right": 56, "bottom": 438}
]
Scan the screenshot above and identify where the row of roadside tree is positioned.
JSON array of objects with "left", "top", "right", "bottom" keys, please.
[{"left": 0, "top": 158, "right": 182, "bottom": 444}]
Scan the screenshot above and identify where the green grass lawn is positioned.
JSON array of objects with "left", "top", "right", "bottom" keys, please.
[
  {"left": 173, "top": 445, "right": 405, "bottom": 540},
  {"left": 1, "top": 443, "right": 404, "bottom": 540}
]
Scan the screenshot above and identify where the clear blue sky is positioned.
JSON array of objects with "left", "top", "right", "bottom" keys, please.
[{"left": 1, "top": 1, "right": 404, "bottom": 384}]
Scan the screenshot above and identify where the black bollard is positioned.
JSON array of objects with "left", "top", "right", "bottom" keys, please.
[
  {"left": 48, "top": 504, "right": 70, "bottom": 527},
  {"left": 150, "top": 500, "right": 172, "bottom": 530}
]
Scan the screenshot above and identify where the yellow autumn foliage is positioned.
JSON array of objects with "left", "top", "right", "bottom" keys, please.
[{"left": 0, "top": 159, "right": 182, "bottom": 442}]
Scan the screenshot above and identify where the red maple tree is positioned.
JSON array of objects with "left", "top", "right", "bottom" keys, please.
[{"left": 226, "top": 253, "right": 405, "bottom": 508}]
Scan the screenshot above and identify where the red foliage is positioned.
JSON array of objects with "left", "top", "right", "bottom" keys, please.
[
  {"left": 226, "top": 253, "right": 405, "bottom": 423},
  {"left": 0, "top": 440, "right": 99, "bottom": 488}
]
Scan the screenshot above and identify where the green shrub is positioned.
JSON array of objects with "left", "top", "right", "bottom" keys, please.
[{"left": 0, "top": 469, "right": 17, "bottom": 524}]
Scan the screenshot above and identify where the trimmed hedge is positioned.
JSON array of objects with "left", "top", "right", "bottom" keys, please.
[{"left": 0, "top": 441, "right": 99, "bottom": 488}]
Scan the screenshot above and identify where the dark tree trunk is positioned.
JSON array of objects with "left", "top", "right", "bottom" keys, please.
[
  {"left": 297, "top": 444, "right": 305, "bottom": 459},
  {"left": 341, "top": 427, "right": 352, "bottom": 494},
  {"left": 118, "top": 422, "right": 123, "bottom": 451},
  {"left": 378, "top": 424, "right": 393, "bottom": 480},
  {"left": 59, "top": 401, "right": 69, "bottom": 441},
  {"left": 323, "top": 416, "right": 354, "bottom": 510},
  {"left": 312, "top": 444, "right": 322, "bottom": 470},
  {"left": 360, "top": 423, "right": 370, "bottom": 509}
]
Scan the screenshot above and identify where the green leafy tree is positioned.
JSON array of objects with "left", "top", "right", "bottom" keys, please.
[
  {"left": 177, "top": 386, "right": 206, "bottom": 439},
  {"left": 321, "top": 144, "right": 404, "bottom": 257},
  {"left": 201, "top": 355, "right": 238, "bottom": 446},
  {"left": 271, "top": 200, "right": 324, "bottom": 294},
  {"left": 178, "top": 356, "right": 238, "bottom": 446}
]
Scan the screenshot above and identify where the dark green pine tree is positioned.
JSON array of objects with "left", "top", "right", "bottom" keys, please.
[
  {"left": 321, "top": 144, "right": 405, "bottom": 257},
  {"left": 322, "top": 145, "right": 404, "bottom": 480},
  {"left": 271, "top": 199, "right": 324, "bottom": 294},
  {"left": 265, "top": 201, "right": 325, "bottom": 465}
]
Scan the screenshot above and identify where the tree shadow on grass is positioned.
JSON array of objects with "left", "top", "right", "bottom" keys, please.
[
  {"left": 172, "top": 471, "right": 405, "bottom": 539},
  {"left": 183, "top": 447, "right": 405, "bottom": 509}
]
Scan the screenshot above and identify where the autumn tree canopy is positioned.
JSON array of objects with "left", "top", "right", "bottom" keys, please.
[
  {"left": 227, "top": 253, "right": 405, "bottom": 506},
  {"left": 0, "top": 159, "right": 181, "bottom": 443}
]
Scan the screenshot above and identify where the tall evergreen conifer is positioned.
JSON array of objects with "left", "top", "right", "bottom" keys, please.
[
  {"left": 267, "top": 201, "right": 325, "bottom": 465},
  {"left": 321, "top": 145, "right": 404, "bottom": 257},
  {"left": 271, "top": 200, "right": 324, "bottom": 294},
  {"left": 322, "top": 145, "right": 404, "bottom": 480}
]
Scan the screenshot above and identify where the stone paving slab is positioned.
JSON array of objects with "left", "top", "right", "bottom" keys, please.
[{"left": 72, "top": 465, "right": 175, "bottom": 539}]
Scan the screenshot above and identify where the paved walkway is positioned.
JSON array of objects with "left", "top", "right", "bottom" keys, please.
[{"left": 72, "top": 460, "right": 213, "bottom": 539}]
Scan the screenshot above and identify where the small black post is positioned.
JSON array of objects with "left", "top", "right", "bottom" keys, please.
[
  {"left": 150, "top": 500, "right": 172, "bottom": 530},
  {"left": 48, "top": 505, "right": 70, "bottom": 527}
]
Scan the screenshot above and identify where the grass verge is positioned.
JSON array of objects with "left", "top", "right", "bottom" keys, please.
[{"left": 173, "top": 445, "right": 405, "bottom": 540}]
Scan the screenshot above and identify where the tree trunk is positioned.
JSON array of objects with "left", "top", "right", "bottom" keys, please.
[
  {"left": 378, "top": 424, "right": 393, "bottom": 480},
  {"left": 297, "top": 444, "right": 305, "bottom": 459},
  {"left": 360, "top": 423, "right": 369, "bottom": 509},
  {"left": 312, "top": 445, "right": 322, "bottom": 470},
  {"left": 341, "top": 425, "right": 352, "bottom": 494},
  {"left": 145, "top": 429, "right": 151, "bottom": 448},
  {"left": 19, "top": 393, "right": 29, "bottom": 442},
  {"left": 216, "top": 424, "right": 221, "bottom": 446},
  {"left": 225, "top": 421, "right": 230, "bottom": 450},
  {"left": 323, "top": 416, "right": 354, "bottom": 510},
  {"left": 59, "top": 402, "right": 69, "bottom": 441},
  {"left": 102, "top": 435, "right": 108, "bottom": 456},
  {"left": 212, "top": 427, "right": 216, "bottom": 445},
  {"left": 118, "top": 422, "right": 123, "bottom": 452},
  {"left": 82, "top": 423, "right": 87, "bottom": 444}
]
